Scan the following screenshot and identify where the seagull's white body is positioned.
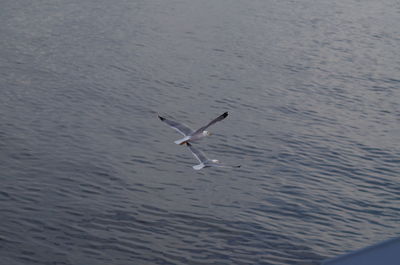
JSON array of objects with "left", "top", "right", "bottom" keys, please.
[
  {"left": 173, "top": 131, "right": 209, "bottom": 145},
  {"left": 159, "top": 112, "right": 228, "bottom": 145},
  {"left": 174, "top": 136, "right": 191, "bottom": 145}
]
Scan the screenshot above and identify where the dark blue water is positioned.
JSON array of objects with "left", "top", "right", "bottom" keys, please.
[{"left": 1, "top": 0, "right": 399, "bottom": 264}]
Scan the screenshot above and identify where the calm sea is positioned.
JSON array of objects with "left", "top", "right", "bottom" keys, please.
[{"left": 1, "top": 0, "right": 399, "bottom": 264}]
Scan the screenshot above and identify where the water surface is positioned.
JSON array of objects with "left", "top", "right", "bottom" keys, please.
[{"left": 1, "top": 0, "right": 400, "bottom": 264}]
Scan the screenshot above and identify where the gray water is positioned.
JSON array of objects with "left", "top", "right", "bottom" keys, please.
[{"left": 1, "top": 0, "right": 400, "bottom": 264}]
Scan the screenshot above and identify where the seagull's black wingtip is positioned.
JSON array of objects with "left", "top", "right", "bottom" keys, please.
[{"left": 223, "top": 112, "right": 228, "bottom": 117}]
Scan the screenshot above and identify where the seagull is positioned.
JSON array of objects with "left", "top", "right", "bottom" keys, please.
[
  {"left": 186, "top": 143, "right": 241, "bottom": 170},
  {"left": 158, "top": 112, "right": 228, "bottom": 145}
]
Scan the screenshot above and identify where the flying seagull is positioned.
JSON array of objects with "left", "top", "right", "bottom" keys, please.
[
  {"left": 158, "top": 112, "right": 228, "bottom": 145},
  {"left": 186, "top": 143, "right": 241, "bottom": 170}
]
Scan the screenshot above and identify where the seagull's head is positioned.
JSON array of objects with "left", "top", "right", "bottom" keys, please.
[
  {"left": 211, "top": 159, "right": 220, "bottom": 163},
  {"left": 203, "top": 131, "right": 211, "bottom": 137}
]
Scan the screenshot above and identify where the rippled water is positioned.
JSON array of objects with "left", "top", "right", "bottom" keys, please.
[{"left": 1, "top": 0, "right": 399, "bottom": 264}]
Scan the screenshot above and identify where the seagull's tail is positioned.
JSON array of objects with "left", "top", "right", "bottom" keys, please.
[{"left": 193, "top": 164, "right": 205, "bottom": 170}]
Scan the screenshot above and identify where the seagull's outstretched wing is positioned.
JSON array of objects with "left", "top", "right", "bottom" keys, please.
[
  {"left": 187, "top": 143, "right": 208, "bottom": 163},
  {"left": 158, "top": 115, "right": 193, "bottom": 136},
  {"left": 193, "top": 112, "right": 228, "bottom": 134}
]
